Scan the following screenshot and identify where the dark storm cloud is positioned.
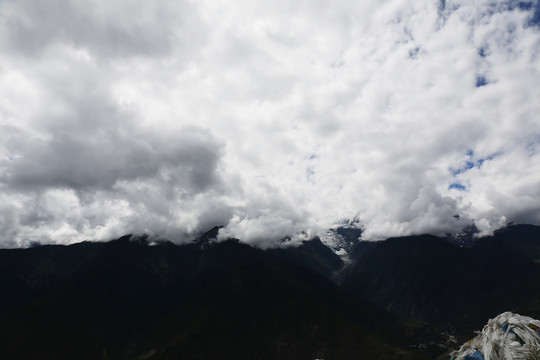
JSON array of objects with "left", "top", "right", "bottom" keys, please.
[{"left": 2, "top": 128, "right": 223, "bottom": 193}]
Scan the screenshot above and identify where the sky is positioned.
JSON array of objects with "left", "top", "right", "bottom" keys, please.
[{"left": 0, "top": 0, "right": 539, "bottom": 248}]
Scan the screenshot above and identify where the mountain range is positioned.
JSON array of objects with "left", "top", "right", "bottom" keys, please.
[{"left": 0, "top": 224, "right": 539, "bottom": 359}]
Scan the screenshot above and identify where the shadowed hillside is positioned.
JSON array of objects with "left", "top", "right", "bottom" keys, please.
[
  {"left": 0, "top": 232, "right": 423, "bottom": 360},
  {"left": 341, "top": 225, "right": 540, "bottom": 339},
  {"left": 1, "top": 224, "right": 539, "bottom": 359}
]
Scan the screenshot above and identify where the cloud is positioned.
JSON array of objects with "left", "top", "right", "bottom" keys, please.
[
  {"left": 0, "top": 0, "right": 539, "bottom": 247},
  {"left": 0, "top": 0, "right": 205, "bottom": 58}
]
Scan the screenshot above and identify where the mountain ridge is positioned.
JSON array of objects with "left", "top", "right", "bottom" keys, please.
[
  {"left": 0, "top": 224, "right": 539, "bottom": 359},
  {"left": 0, "top": 232, "right": 423, "bottom": 360}
]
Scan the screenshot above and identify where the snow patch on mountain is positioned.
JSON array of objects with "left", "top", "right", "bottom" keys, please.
[{"left": 319, "top": 229, "right": 354, "bottom": 262}]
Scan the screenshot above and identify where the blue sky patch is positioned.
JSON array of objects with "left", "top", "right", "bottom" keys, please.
[
  {"left": 517, "top": 1, "right": 533, "bottom": 10},
  {"left": 452, "top": 162, "right": 474, "bottom": 176},
  {"left": 475, "top": 75, "right": 488, "bottom": 87},
  {"left": 530, "top": 5, "right": 540, "bottom": 26},
  {"left": 450, "top": 151, "right": 499, "bottom": 176},
  {"left": 478, "top": 47, "right": 488, "bottom": 57},
  {"left": 507, "top": 0, "right": 540, "bottom": 27},
  {"left": 449, "top": 182, "right": 467, "bottom": 191},
  {"left": 477, "top": 153, "right": 500, "bottom": 167},
  {"left": 439, "top": 0, "right": 446, "bottom": 11}
]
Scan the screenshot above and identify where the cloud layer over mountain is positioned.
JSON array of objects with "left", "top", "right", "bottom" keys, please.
[{"left": 1, "top": 0, "right": 539, "bottom": 247}]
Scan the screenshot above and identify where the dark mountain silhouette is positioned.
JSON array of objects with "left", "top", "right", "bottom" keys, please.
[
  {"left": 0, "top": 240, "right": 104, "bottom": 318},
  {"left": 0, "top": 224, "right": 539, "bottom": 359},
  {"left": 267, "top": 236, "right": 344, "bottom": 280},
  {"left": 444, "top": 223, "right": 480, "bottom": 247},
  {"left": 341, "top": 224, "right": 540, "bottom": 338},
  {"left": 335, "top": 227, "right": 363, "bottom": 246},
  {"left": 0, "top": 230, "right": 422, "bottom": 360}
]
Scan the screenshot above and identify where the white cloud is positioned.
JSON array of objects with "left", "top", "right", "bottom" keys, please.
[{"left": 0, "top": 0, "right": 539, "bottom": 246}]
